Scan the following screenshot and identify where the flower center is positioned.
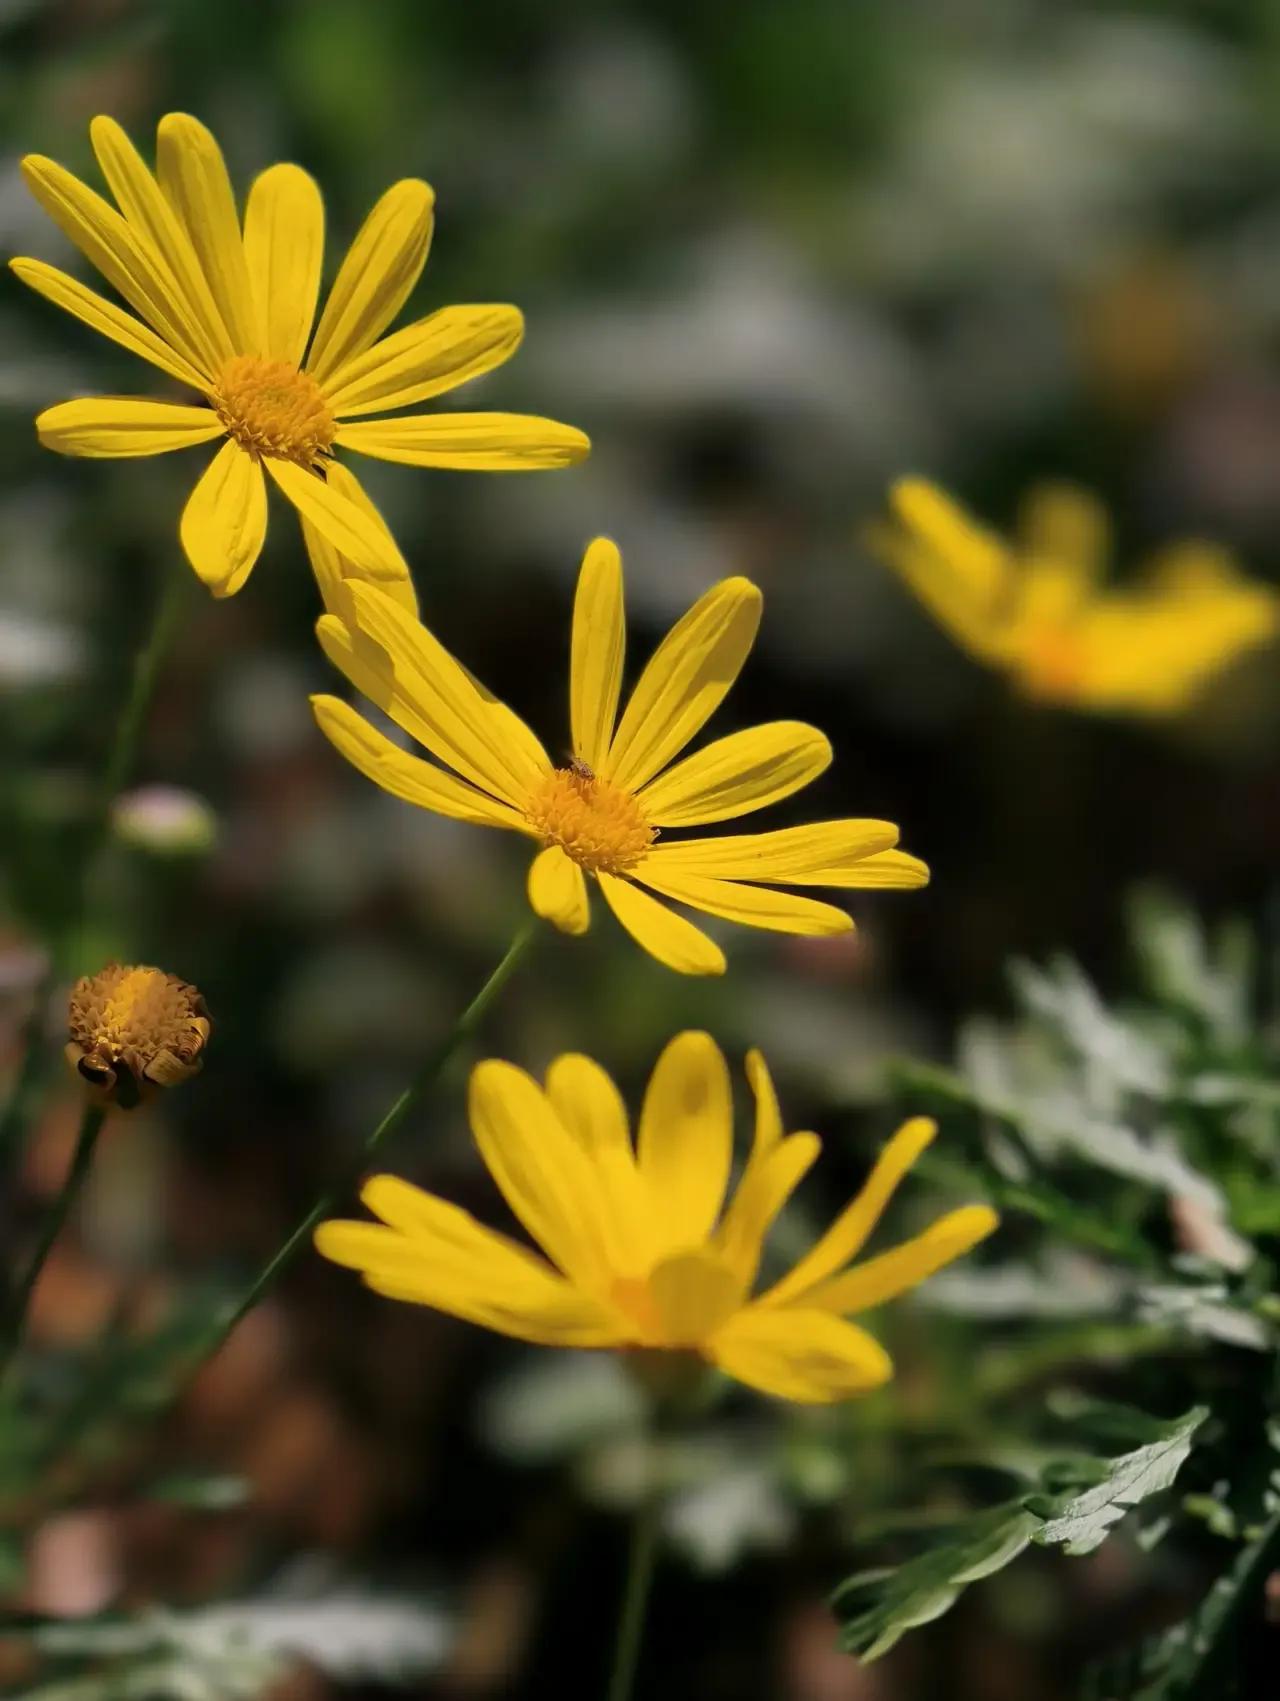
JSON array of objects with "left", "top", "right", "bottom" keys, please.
[
  {"left": 1017, "top": 623, "right": 1088, "bottom": 700},
  {"left": 212, "top": 354, "right": 335, "bottom": 465},
  {"left": 525, "top": 765, "right": 657, "bottom": 874}
]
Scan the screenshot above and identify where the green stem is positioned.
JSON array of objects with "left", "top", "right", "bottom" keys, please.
[
  {"left": 0, "top": 1103, "right": 107, "bottom": 1391},
  {"left": 606, "top": 1477, "right": 664, "bottom": 1701},
  {"left": 209, "top": 917, "right": 540, "bottom": 1345},
  {"left": 0, "top": 571, "right": 186, "bottom": 1174}
]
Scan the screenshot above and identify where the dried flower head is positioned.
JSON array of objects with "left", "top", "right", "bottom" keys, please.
[{"left": 66, "top": 962, "right": 211, "bottom": 1108}]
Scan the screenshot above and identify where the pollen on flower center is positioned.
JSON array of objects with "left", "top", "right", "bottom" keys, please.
[
  {"left": 212, "top": 354, "right": 335, "bottom": 465},
  {"left": 525, "top": 766, "right": 656, "bottom": 874},
  {"left": 66, "top": 962, "right": 211, "bottom": 1106}
]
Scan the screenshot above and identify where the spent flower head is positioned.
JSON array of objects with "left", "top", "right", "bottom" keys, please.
[
  {"left": 874, "top": 479, "right": 1280, "bottom": 715},
  {"left": 66, "top": 961, "right": 210, "bottom": 1108},
  {"left": 310, "top": 537, "right": 928, "bottom": 974},
  {"left": 13, "top": 113, "right": 589, "bottom": 603},
  {"left": 316, "top": 1033, "right": 997, "bottom": 1404}
]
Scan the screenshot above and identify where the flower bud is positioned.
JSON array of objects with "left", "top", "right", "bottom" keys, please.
[{"left": 66, "top": 963, "right": 211, "bottom": 1109}]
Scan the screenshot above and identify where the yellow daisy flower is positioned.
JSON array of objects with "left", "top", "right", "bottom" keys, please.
[
  {"left": 12, "top": 113, "right": 589, "bottom": 600},
  {"left": 309, "top": 536, "right": 928, "bottom": 975},
  {"left": 875, "top": 478, "right": 1280, "bottom": 716},
  {"left": 315, "top": 1033, "right": 998, "bottom": 1405}
]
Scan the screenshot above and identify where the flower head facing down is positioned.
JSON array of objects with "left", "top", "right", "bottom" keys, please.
[
  {"left": 315, "top": 1033, "right": 997, "bottom": 1404},
  {"left": 310, "top": 538, "right": 928, "bottom": 975},
  {"left": 874, "top": 479, "right": 1280, "bottom": 716},
  {"left": 66, "top": 961, "right": 210, "bottom": 1108},
  {"left": 13, "top": 113, "right": 589, "bottom": 602}
]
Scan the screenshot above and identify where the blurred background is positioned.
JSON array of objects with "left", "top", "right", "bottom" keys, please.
[{"left": 4, "top": 0, "right": 1280, "bottom": 1696}]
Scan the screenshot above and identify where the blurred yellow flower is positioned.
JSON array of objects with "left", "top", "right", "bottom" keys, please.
[
  {"left": 875, "top": 479, "right": 1279, "bottom": 715},
  {"left": 315, "top": 1033, "right": 997, "bottom": 1404},
  {"left": 12, "top": 113, "right": 589, "bottom": 601},
  {"left": 311, "top": 538, "right": 927, "bottom": 975}
]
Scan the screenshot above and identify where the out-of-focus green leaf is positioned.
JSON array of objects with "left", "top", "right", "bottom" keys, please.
[{"left": 1032, "top": 1406, "right": 1208, "bottom": 1555}]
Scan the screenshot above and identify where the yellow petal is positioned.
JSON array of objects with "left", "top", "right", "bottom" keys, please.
[
  {"left": 155, "top": 112, "right": 260, "bottom": 355},
  {"left": 806, "top": 848, "right": 930, "bottom": 890},
  {"left": 633, "top": 866, "right": 853, "bottom": 937},
  {"left": 544, "top": 1053, "right": 653, "bottom": 1274},
  {"left": 467, "top": 1059, "right": 614, "bottom": 1291},
  {"left": 306, "top": 179, "right": 434, "bottom": 384},
  {"left": 647, "top": 1251, "right": 744, "bottom": 1345},
  {"left": 1017, "top": 482, "right": 1110, "bottom": 580},
  {"left": 242, "top": 163, "right": 325, "bottom": 367},
  {"left": 315, "top": 1193, "right": 620, "bottom": 1346},
  {"left": 715, "top": 1132, "right": 820, "bottom": 1290},
  {"left": 265, "top": 458, "right": 406, "bottom": 582},
  {"left": 760, "top": 1118, "right": 937, "bottom": 1308},
  {"left": 324, "top": 305, "right": 524, "bottom": 417},
  {"left": 570, "top": 537, "right": 625, "bottom": 772},
  {"left": 604, "top": 577, "right": 762, "bottom": 792},
  {"left": 336, "top": 411, "right": 590, "bottom": 469},
  {"left": 527, "top": 846, "right": 591, "bottom": 934},
  {"left": 708, "top": 1307, "right": 893, "bottom": 1404},
  {"left": 19, "top": 154, "right": 216, "bottom": 382},
  {"left": 36, "top": 397, "right": 223, "bottom": 456},
  {"left": 300, "top": 460, "right": 418, "bottom": 618},
  {"left": 746, "top": 1048, "right": 783, "bottom": 1157},
  {"left": 310, "top": 694, "right": 528, "bottom": 830},
  {"left": 89, "top": 115, "right": 233, "bottom": 370},
  {"left": 637, "top": 722, "right": 830, "bottom": 828},
  {"left": 801, "top": 1205, "right": 999, "bottom": 1315},
  {"left": 636, "top": 1031, "right": 733, "bottom": 1250},
  {"left": 597, "top": 872, "right": 726, "bottom": 976},
  {"left": 643, "top": 820, "right": 901, "bottom": 882},
  {"left": 328, "top": 579, "right": 549, "bottom": 804},
  {"left": 889, "top": 477, "right": 1012, "bottom": 612},
  {"left": 179, "top": 438, "right": 266, "bottom": 597},
  {"left": 10, "top": 257, "right": 206, "bottom": 389}
]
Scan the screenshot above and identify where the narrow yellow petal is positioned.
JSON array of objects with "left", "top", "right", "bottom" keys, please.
[
  {"left": 179, "top": 438, "right": 266, "bottom": 596},
  {"left": 708, "top": 1308, "right": 893, "bottom": 1404},
  {"left": 800, "top": 1205, "right": 999, "bottom": 1315},
  {"left": 36, "top": 397, "right": 223, "bottom": 457},
  {"left": 310, "top": 694, "right": 529, "bottom": 830},
  {"left": 597, "top": 872, "right": 726, "bottom": 976},
  {"left": 570, "top": 537, "right": 625, "bottom": 773},
  {"left": 89, "top": 115, "right": 233, "bottom": 370},
  {"left": 10, "top": 258, "right": 205, "bottom": 389},
  {"left": 1017, "top": 482, "right": 1110, "bottom": 579},
  {"left": 155, "top": 112, "right": 260, "bottom": 355},
  {"left": 746, "top": 1049, "right": 783, "bottom": 1157},
  {"left": 637, "top": 722, "right": 830, "bottom": 828},
  {"left": 760, "top": 1118, "right": 937, "bottom": 1308},
  {"left": 642, "top": 820, "right": 901, "bottom": 882},
  {"left": 544, "top": 1052, "right": 654, "bottom": 1275},
  {"left": 467, "top": 1059, "right": 614, "bottom": 1291},
  {"left": 324, "top": 304, "right": 524, "bottom": 417},
  {"left": 335, "top": 579, "right": 550, "bottom": 803},
  {"left": 265, "top": 458, "right": 406, "bottom": 582},
  {"left": 806, "top": 848, "right": 930, "bottom": 890},
  {"left": 306, "top": 179, "right": 435, "bottom": 384},
  {"left": 242, "top": 163, "right": 325, "bottom": 367},
  {"left": 636, "top": 1031, "right": 733, "bottom": 1250},
  {"left": 299, "top": 460, "right": 418, "bottom": 618},
  {"left": 715, "top": 1132, "right": 820, "bottom": 1290},
  {"left": 604, "top": 577, "right": 762, "bottom": 793},
  {"left": 633, "top": 866, "right": 853, "bottom": 937},
  {"left": 527, "top": 846, "right": 591, "bottom": 935},
  {"left": 889, "top": 478, "right": 1012, "bottom": 610},
  {"left": 20, "top": 153, "right": 216, "bottom": 380},
  {"left": 336, "top": 411, "right": 590, "bottom": 469}
]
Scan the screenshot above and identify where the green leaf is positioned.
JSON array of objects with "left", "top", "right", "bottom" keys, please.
[
  {"left": 835, "top": 1503, "right": 1040, "bottom": 1662},
  {"left": 1033, "top": 1406, "right": 1208, "bottom": 1556}
]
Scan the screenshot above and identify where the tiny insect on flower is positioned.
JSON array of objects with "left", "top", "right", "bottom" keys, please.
[
  {"left": 65, "top": 962, "right": 211, "bottom": 1109},
  {"left": 314, "top": 1033, "right": 998, "bottom": 1405}
]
